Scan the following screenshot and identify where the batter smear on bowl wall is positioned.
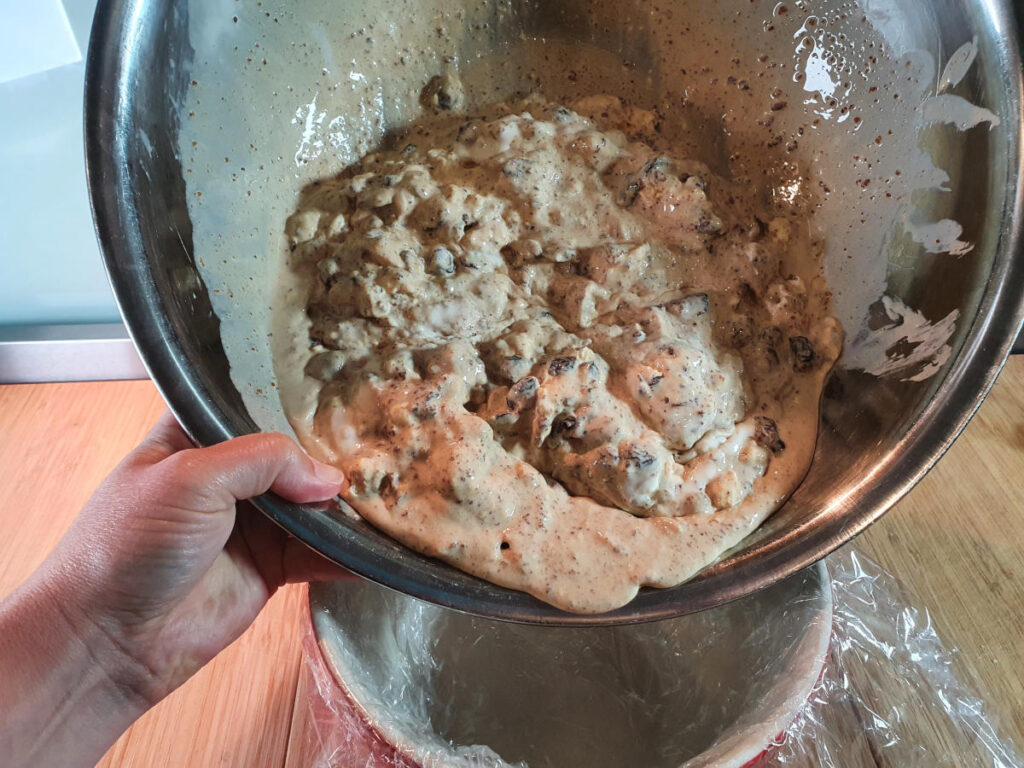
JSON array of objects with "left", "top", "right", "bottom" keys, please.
[{"left": 275, "top": 81, "right": 842, "bottom": 613}]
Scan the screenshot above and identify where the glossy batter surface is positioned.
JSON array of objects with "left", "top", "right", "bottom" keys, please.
[{"left": 277, "top": 92, "right": 841, "bottom": 612}]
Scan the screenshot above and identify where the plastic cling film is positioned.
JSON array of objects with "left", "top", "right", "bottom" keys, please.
[
  {"left": 300, "top": 614, "right": 418, "bottom": 768},
  {"left": 761, "top": 552, "right": 1022, "bottom": 767},
  {"left": 300, "top": 551, "right": 1022, "bottom": 768}
]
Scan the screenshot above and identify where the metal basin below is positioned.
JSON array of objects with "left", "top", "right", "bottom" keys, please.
[{"left": 309, "top": 563, "right": 831, "bottom": 768}]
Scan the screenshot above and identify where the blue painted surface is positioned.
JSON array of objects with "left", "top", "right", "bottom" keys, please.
[{"left": 0, "top": 0, "right": 119, "bottom": 327}]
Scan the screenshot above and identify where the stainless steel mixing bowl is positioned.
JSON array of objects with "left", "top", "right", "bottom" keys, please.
[{"left": 85, "top": 0, "right": 1024, "bottom": 624}]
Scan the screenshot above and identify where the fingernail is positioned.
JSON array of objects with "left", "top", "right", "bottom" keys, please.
[{"left": 312, "top": 461, "right": 346, "bottom": 487}]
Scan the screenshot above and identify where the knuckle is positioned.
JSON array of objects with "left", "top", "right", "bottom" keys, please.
[
  {"left": 259, "top": 432, "right": 296, "bottom": 456},
  {"left": 153, "top": 449, "right": 207, "bottom": 490},
  {"left": 250, "top": 432, "right": 303, "bottom": 471}
]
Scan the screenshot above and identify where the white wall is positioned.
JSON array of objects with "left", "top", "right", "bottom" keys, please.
[{"left": 0, "top": 0, "right": 118, "bottom": 327}]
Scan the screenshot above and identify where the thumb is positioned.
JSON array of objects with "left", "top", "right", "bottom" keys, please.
[{"left": 159, "top": 432, "right": 347, "bottom": 509}]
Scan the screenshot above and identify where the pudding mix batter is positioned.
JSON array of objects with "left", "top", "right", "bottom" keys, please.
[{"left": 276, "top": 85, "right": 842, "bottom": 612}]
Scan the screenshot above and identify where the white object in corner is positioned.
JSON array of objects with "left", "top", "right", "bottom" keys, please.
[{"left": 0, "top": 0, "right": 82, "bottom": 84}]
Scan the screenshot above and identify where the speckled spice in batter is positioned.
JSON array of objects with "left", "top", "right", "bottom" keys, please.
[{"left": 276, "top": 87, "right": 842, "bottom": 613}]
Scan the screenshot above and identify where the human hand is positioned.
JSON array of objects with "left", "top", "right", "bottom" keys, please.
[{"left": 0, "top": 412, "right": 349, "bottom": 766}]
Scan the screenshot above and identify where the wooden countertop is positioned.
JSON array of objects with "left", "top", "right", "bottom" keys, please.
[{"left": 1, "top": 360, "right": 1022, "bottom": 766}]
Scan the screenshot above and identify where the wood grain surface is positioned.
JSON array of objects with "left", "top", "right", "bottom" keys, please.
[{"left": 0, "top": 362, "right": 1022, "bottom": 767}]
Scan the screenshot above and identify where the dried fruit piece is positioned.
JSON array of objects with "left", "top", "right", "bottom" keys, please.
[
  {"left": 754, "top": 416, "right": 786, "bottom": 454},
  {"left": 548, "top": 357, "right": 577, "bottom": 376},
  {"left": 789, "top": 336, "right": 817, "bottom": 371}
]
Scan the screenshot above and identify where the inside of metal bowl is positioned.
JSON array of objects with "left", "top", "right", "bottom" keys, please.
[
  {"left": 87, "top": 0, "right": 1023, "bottom": 622},
  {"left": 309, "top": 563, "right": 831, "bottom": 768}
]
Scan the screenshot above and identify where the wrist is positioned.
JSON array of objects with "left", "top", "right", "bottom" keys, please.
[
  {"left": 39, "top": 554, "right": 166, "bottom": 708},
  {"left": 0, "top": 564, "right": 152, "bottom": 768}
]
